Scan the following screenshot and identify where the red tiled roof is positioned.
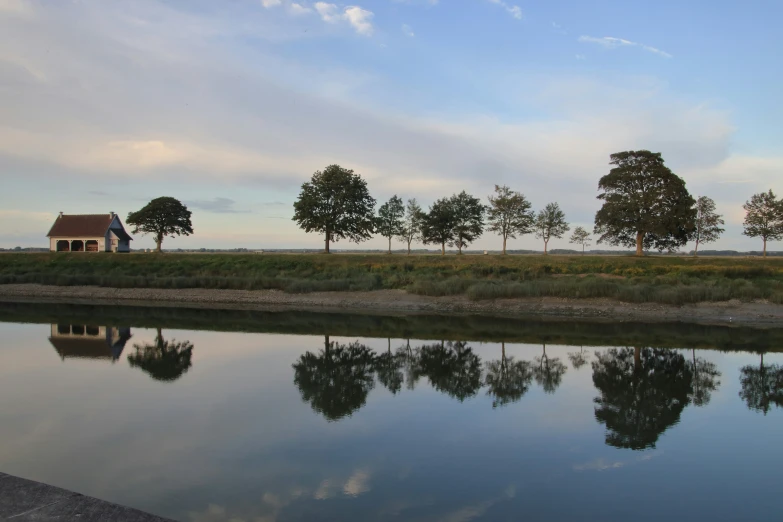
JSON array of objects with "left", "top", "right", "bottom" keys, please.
[{"left": 47, "top": 214, "right": 131, "bottom": 239}]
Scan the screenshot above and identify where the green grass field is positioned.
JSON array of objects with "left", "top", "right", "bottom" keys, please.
[{"left": 1, "top": 252, "right": 782, "bottom": 305}]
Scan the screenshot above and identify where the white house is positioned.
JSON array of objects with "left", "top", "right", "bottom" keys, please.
[{"left": 46, "top": 212, "right": 133, "bottom": 252}]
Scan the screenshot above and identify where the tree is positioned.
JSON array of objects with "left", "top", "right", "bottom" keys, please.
[
  {"left": 126, "top": 197, "right": 193, "bottom": 253},
  {"left": 398, "top": 198, "right": 424, "bottom": 255},
  {"left": 592, "top": 347, "right": 693, "bottom": 450},
  {"left": 534, "top": 203, "right": 569, "bottom": 255},
  {"left": 692, "top": 196, "right": 725, "bottom": 256},
  {"left": 377, "top": 195, "right": 405, "bottom": 254},
  {"left": 569, "top": 226, "right": 592, "bottom": 255},
  {"left": 375, "top": 339, "right": 405, "bottom": 394},
  {"left": 485, "top": 343, "right": 534, "bottom": 408},
  {"left": 421, "top": 198, "right": 456, "bottom": 255},
  {"left": 739, "top": 352, "right": 783, "bottom": 415},
  {"left": 449, "top": 191, "right": 485, "bottom": 254},
  {"left": 487, "top": 185, "right": 534, "bottom": 255},
  {"left": 567, "top": 346, "right": 590, "bottom": 370},
  {"left": 687, "top": 349, "right": 721, "bottom": 407},
  {"left": 417, "top": 341, "right": 482, "bottom": 401},
  {"left": 742, "top": 190, "right": 783, "bottom": 257},
  {"left": 533, "top": 343, "right": 567, "bottom": 393},
  {"left": 594, "top": 150, "right": 696, "bottom": 256},
  {"left": 128, "top": 328, "right": 194, "bottom": 382},
  {"left": 292, "top": 165, "right": 376, "bottom": 254},
  {"left": 292, "top": 336, "right": 376, "bottom": 421}
]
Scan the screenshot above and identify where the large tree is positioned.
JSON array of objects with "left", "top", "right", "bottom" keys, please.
[
  {"left": 377, "top": 195, "right": 405, "bottom": 254},
  {"left": 692, "top": 196, "right": 725, "bottom": 256},
  {"left": 126, "top": 197, "right": 193, "bottom": 253},
  {"left": 449, "top": 191, "right": 485, "bottom": 254},
  {"left": 375, "top": 339, "right": 405, "bottom": 395},
  {"left": 398, "top": 198, "right": 424, "bottom": 255},
  {"left": 533, "top": 343, "right": 567, "bottom": 393},
  {"left": 484, "top": 343, "right": 534, "bottom": 408},
  {"left": 292, "top": 165, "right": 376, "bottom": 254},
  {"left": 128, "top": 328, "right": 194, "bottom": 382},
  {"left": 421, "top": 197, "right": 456, "bottom": 255},
  {"left": 739, "top": 352, "right": 783, "bottom": 415},
  {"left": 487, "top": 185, "right": 534, "bottom": 255},
  {"left": 292, "top": 336, "right": 376, "bottom": 421},
  {"left": 687, "top": 349, "right": 721, "bottom": 407},
  {"left": 742, "top": 190, "right": 783, "bottom": 257},
  {"left": 569, "top": 226, "right": 592, "bottom": 255},
  {"left": 534, "top": 203, "right": 569, "bottom": 255},
  {"left": 417, "top": 341, "right": 482, "bottom": 402},
  {"left": 594, "top": 151, "right": 696, "bottom": 256}
]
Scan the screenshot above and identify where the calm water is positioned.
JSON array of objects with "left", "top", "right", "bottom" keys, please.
[{"left": 0, "top": 304, "right": 782, "bottom": 522}]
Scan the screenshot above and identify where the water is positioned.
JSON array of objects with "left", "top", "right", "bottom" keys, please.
[{"left": 0, "top": 303, "right": 782, "bottom": 522}]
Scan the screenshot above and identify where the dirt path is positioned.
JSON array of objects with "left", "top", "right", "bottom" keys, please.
[{"left": 1, "top": 284, "right": 782, "bottom": 326}]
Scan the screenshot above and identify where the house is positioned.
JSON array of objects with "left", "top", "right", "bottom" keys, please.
[
  {"left": 46, "top": 212, "right": 133, "bottom": 252},
  {"left": 48, "top": 324, "right": 132, "bottom": 362}
]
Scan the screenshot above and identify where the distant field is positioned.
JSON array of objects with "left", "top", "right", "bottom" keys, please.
[{"left": 1, "top": 252, "right": 782, "bottom": 305}]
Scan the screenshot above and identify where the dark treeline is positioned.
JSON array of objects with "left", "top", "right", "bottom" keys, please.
[{"left": 291, "top": 152, "right": 783, "bottom": 257}]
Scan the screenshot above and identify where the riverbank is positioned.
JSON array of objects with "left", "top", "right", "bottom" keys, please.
[{"left": 1, "top": 283, "right": 782, "bottom": 326}]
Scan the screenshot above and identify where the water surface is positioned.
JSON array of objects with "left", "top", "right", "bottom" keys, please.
[{"left": 0, "top": 304, "right": 781, "bottom": 522}]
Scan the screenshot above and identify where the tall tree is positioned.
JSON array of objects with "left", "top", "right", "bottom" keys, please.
[
  {"left": 128, "top": 328, "right": 194, "bottom": 382},
  {"left": 126, "top": 197, "right": 193, "bottom": 253},
  {"left": 742, "top": 190, "right": 783, "bottom": 257},
  {"left": 739, "top": 352, "right": 783, "bottom": 415},
  {"left": 594, "top": 150, "right": 696, "bottom": 256},
  {"left": 692, "top": 196, "right": 725, "bottom": 256},
  {"left": 398, "top": 198, "right": 424, "bottom": 255},
  {"left": 292, "top": 336, "right": 376, "bottom": 421},
  {"left": 534, "top": 203, "right": 570, "bottom": 255},
  {"left": 449, "top": 191, "right": 485, "bottom": 254},
  {"left": 292, "top": 165, "right": 376, "bottom": 254},
  {"left": 569, "top": 226, "right": 592, "bottom": 255},
  {"left": 485, "top": 343, "right": 534, "bottom": 408},
  {"left": 417, "top": 341, "right": 482, "bottom": 401},
  {"left": 377, "top": 195, "right": 405, "bottom": 254},
  {"left": 533, "top": 343, "right": 567, "bottom": 393},
  {"left": 421, "top": 197, "right": 456, "bottom": 255},
  {"left": 486, "top": 185, "right": 534, "bottom": 255},
  {"left": 687, "top": 349, "right": 721, "bottom": 407},
  {"left": 375, "top": 339, "right": 405, "bottom": 395}
]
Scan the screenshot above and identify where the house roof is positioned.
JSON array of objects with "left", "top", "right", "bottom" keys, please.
[
  {"left": 47, "top": 214, "right": 132, "bottom": 240},
  {"left": 109, "top": 227, "right": 133, "bottom": 242}
]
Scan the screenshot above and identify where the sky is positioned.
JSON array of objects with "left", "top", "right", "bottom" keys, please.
[{"left": 1, "top": 0, "right": 781, "bottom": 251}]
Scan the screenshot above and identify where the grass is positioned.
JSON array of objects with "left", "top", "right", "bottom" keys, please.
[{"left": 1, "top": 252, "right": 782, "bottom": 305}]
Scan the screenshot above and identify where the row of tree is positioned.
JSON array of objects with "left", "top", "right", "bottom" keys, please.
[{"left": 293, "top": 152, "right": 783, "bottom": 256}]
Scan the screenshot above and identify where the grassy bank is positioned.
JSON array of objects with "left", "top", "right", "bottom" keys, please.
[{"left": 1, "top": 252, "right": 782, "bottom": 305}]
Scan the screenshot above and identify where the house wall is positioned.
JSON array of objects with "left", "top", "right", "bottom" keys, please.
[{"left": 49, "top": 237, "right": 106, "bottom": 252}]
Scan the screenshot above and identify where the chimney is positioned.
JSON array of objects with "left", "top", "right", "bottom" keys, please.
[
  {"left": 59, "top": 212, "right": 64, "bottom": 218},
  {"left": 110, "top": 211, "right": 115, "bottom": 217}
]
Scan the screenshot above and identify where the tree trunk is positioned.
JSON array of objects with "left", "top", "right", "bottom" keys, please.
[
  {"left": 324, "top": 334, "right": 330, "bottom": 352},
  {"left": 694, "top": 238, "right": 700, "bottom": 257},
  {"left": 763, "top": 238, "right": 767, "bottom": 257},
  {"left": 582, "top": 244, "right": 585, "bottom": 255},
  {"left": 407, "top": 240, "right": 412, "bottom": 255},
  {"left": 502, "top": 236, "right": 507, "bottom": 255},
  {"left": 324, "top": 233, "right": 330, "bottom": 254},
  {"left": 634, "top": 346, "right": 641, "bottom": 373},
  {"left": 388, "top": 237, "right": 392, "bottom": 255},
  {"left": 458, "top": 241, "right": 463, "bottom": 255},
  {"left": 635, "top": 231, "right": 644, "bottom": 256},
  {"left": 441, "top": 242, "right": 445, "bottom": 256},
  {"left": 388, "top": 337, "right": 391, "bottom": 353},
  {"left": 543, "top": 239, "right": 548, "bottom": 255},
  {"left": 156, "top": 239, "right": 162, "bottom": 253}
]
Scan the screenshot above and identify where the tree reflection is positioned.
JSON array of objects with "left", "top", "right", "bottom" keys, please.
[
  {"left": 485, "top": 342, "right": 533, "bottom": 408},
  {"left": 533, "top": 343, "right": 567, "bottom": 394},
  {"left": 592, "top": 347, "right": 692, "bottom": 450},
  {"left": 292, "top": 335, "right": 376, "bottom": 421},
  {"left": 739, "top": 352, "right": 783, "bottom": 415},
  {"left": 688, "top": 348, "right": 721, "bottom": 407},
  {"left": 375, "top": 338, "right": 405, "bottom": 395},
  {"left": 568, "top": 346, "right": 590, "bottom": 370},
  {"left": 396, "top": 340, "right": 422, "bottom": 391},
  {"left": 128, "top": 327, "right": 194, "bottom": 382},
  {"left": 418, "top": 341, "right": 482, "bottom": 401}
]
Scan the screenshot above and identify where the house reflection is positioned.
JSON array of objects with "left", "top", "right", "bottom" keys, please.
[{"left": 49, "top": 324, "right": 132, "bottom": 362}]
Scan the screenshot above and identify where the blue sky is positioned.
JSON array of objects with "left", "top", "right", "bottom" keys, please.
[{"left": 0, "top": 0, "right": 781, "bottom": 250}]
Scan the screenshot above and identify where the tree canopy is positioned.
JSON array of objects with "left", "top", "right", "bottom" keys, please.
[
  {"left": 739, "top": 353, "right": 783, "bottom": 415},
  {"left": 292, "top": 165, "right": 376, "bottom": 254},
  {"left": 487, "top": 185, "right": 534, "bottom": 255},
  {"left": 421, "top": 197, "right": 456, "bottom": 255},
  {"left": 534, "top": 203, "right": 569, "bottom": 254},
  {"left": 417, "top": 341, "right": 482, "bottom": 402},
  {"left": 398, "top": 198, "right": 424, "bottom": 255},
  {"left": 742, "top": 190, "right": 783, "bottom": 257},
  {"left": 569, "top": 226, "right": 592, "bottom": 254},
  {"left": 449, "top": 191, "right": 485, "bottom": 254},
  {"left": 128, "top": 328, "right": 194, "bottom": 382},
  {"left": 594, "top": 151, "right": 696, "bottom": 256},
  {"left": 533, "top": 344, "right": 567, "bottom": 393},
  {"left": 484, "top": 344, "right": 533, "bottom": 408},
  {"left": 377, "top": 195, "right": 405, "bottom": 254},
  {"left": 126, "top": 197, "right": 193, "bottom": 253},
  {"left": 692, "top": 196, "right": 725, "bottom": 256}
]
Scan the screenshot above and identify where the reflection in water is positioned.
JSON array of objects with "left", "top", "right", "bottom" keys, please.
[
  {"left": 533, "top": 343, "right": 567, "bottom": 394},
  {"left": 374, "top": 338, "right": 405, "bottom": 395},
  {"left": 128, "top": 328, "right": 194, "bottom": 382},
  {"left": 739, "top": 352, "right": 783, "bottom": 415},
  {"left": 417, "top": 341, "right": 482, "bottom": 402},
  {"left": 292, "top": 335, "right": 376, "bottom": 421},
  {"left": 688, "top": 348, "right": 721, "bottom": 407},
  {"left": 485, "top": 342, "right": 534, "bottom": 408},
  {"left": 49, "top": 324, "right": 131, "bottom": 362},
  {"left": 568, "top": 346, "right": 590, "bottom": 370}
]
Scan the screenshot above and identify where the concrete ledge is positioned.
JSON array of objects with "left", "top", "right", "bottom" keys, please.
[{"left": 0, "top": 473, "right": 174, "bottom": 521}]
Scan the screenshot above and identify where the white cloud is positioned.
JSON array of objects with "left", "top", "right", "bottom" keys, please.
[
  {"left": 579, "top": 35, "right": 673, "bottom": 58},
  {"left": 401, "top": 23, "right": 414, "bottom": 37},
  {"left": 344, "top": 6, "right": 373, "bottom": 36},
  {"left": 289, "top": 2, "right": 312, "bottom": 15},
  {"left": 315, "top": 2, "right": 340, "bottom": 22},
  {"left": 342, "top": 468, "right": 371, "bottom": 496},
  {"left": 261, "top": 0, "right": 282, "bottom": 7},
  {"left": 486, "top": 0, "right": 522, "bottom": 19}
]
